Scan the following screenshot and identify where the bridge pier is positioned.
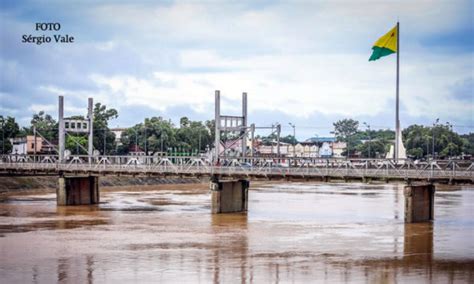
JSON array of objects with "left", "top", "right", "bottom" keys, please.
[
  {"left": 57, "top": 176, "right": 100, "bottom": 206},
  {"left": 210, "top": 179, "right": 249, "bottom": 214},
  {"left": 404, "top": 183, "right": 435, "bottom": 223}
]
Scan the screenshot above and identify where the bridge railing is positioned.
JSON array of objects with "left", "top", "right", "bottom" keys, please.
[{"left": 1, "top": 154, "right": 472, "bottom": 180}]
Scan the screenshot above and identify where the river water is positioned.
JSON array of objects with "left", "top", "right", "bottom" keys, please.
[{"left": 0, "top": 182, "right": 473, "bottom": 283}]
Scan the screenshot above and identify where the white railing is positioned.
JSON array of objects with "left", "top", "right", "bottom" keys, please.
[{"left": 0, "top": 154, "right": 472, "bottom": 180}]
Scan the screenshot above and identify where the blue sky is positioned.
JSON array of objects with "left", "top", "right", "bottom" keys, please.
[{"left": 0, "top": 0, "right": 473, "bottom": 139}]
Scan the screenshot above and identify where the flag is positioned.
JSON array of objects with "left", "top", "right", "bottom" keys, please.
[{"left": 369, "top": 25, "right": 397, "bottom": 61}]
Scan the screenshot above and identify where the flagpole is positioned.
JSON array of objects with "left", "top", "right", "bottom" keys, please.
[{"left": 395, "top": 21, "right": 400, "bottom": 161}]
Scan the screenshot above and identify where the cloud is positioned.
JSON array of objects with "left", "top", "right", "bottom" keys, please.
[{"left": 0, "top": 0, "right": 472, "bottom": 135}]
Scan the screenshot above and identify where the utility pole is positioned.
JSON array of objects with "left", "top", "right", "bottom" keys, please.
[
  {"left": 1, "top": 119, "right": 4, "bottom": 154},
  {"left": 144, "top": 124, "right": 147, "bottom": 155},
  {"left": 198, "top": 131, "right": 201, "bottom": 155},
  {"left": 103, "top": 128, "right": 106, "bottom": 155},
  {"left": 363, "top": 122, "right": 371, "bottom": 158},
  {"left": 289, "top": 123, "right": 296, "bottom": 166},
  {"left": 33, "top": 125, "right": 37, "bottom": 159},
  {"left": 447, "top": 122, "right": 453, "bottom": 158},
  {"left": 160, "top": 128, "right": 164, "bottom": 153},
  {"left": 432, "top": 118, "right": 439, "bottom": 159}
]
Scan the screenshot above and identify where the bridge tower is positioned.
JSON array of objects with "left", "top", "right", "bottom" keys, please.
[
  {"left": 57, "top": 96, "right": 99, "bottom": 206},
  {"left": 214, "top": 90, "right": 248, "bottom": 161},
  {"left": 212, "top": 90, "right": 250, "bottom": 214}
]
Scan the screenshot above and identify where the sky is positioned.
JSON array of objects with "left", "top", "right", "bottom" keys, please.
[{"left": 0, "top": 0, "right": 473, "bottom": 139}]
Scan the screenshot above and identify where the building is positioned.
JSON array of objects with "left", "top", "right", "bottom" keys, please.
[
  {"left": 110, "top": 127, "right": 126, "bottom": 146},
  {"left": 128, "top": 144, "right": 146, "bottom": 156},
  {"left": 331, "top": 141, "right": 347, "bottom": 158},
  {"left": 9, "top": 136, "right": 44, "bottom": 154}
]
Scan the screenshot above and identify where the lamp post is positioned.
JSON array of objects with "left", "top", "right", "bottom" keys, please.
[
  {"left": 432, "top": 118, "right": 439, "bottom": 159},
  {"left": 160, "top": 128, "right": 164, "bottom": 154},
  {"left": 446, "top": 122, "right": 453, "bottom": 158},
  {"left": 103, "top": 128, "right": 106, "bottom": 155},
  {"left": 1, "top": 119, "right": 4, "bottom": 154},
  {"left": 288, "top": 122, "right": 296, "bottom": 159},
  {"left": 363, "top": 122, "right": 371, "bottom": 158},
  {"left": 143, "top": 121, "right": 147, "bottom": 156}
]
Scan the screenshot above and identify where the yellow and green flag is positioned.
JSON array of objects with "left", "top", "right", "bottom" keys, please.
[{"left": 369, "top": 25, "right": 397, "bottom": 61}]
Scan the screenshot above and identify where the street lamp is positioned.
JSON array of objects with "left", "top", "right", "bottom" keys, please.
[
  {"left": 288, "top": 122, "right": 296, "bottom": 166},
  {"left": 1, "top": 119, "right": 4, "bottom": 154},
  {"left": 446, "top": 122, "right": 453, "bottom": 158},
  {"left": 363, "top": 122, "right": 371, "bottom": 158},
  {"left": 131, "top": 128, "right": 138, "bottom": 153},
  {"left": 288, "top": 122, "right": 296, "bottom": 156},
  {"left": 432, "top": 118, "right": 439, "bottom": 159}
]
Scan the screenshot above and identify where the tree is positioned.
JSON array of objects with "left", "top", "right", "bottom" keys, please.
[
  {"left": 92, "top": 103, "right": 118, "bottom": 154},
  {"left": 29, "top": 111, "right": 58, "bottom": 143},
  {"left": 0, "top": 116, "right": 20, "bottom": 153},
  {"left": 333, "top": 119, "right": 359, "bottom": 156},
  {"left": 403, "top": 124, "right": 464, "bottom": 159},
  {"left": 461, "top": 133, "right": 474, "bottom": 155},
  {"left": 66, "top": 135, "right": 88, "bottom": 155},
  {"left": 120, "top": 117, "right": 177, "bottom": 155}
]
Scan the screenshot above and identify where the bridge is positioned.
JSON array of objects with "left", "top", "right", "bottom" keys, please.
[
  {"left": 1, "top": 154, "right": 472, "bottom": 183},
  {"left": 2, "top": 91, "right": 473, "bottom": 223}
]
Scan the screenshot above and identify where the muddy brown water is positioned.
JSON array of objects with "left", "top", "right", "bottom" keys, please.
[{"left": 0, "top": 182, "right": 473, "bottom": 283}]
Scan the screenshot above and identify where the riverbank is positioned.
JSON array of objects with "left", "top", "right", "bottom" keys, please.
[{"left": 0, "top": 176, "right": 204, "bottom": 200}]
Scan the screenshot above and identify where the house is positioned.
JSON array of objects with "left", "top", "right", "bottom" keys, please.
[
  {"left": 319, "top": 142, "right": 332, "bottom": 157},
  {"left": 128, "top": 144, "right": 146, "bottom": 156},
  {"left": 9, "top": 136, "right": 44, "bottom": 154},
  {"left": 331, "top": 141, "right": 347, "bottom": 158},
  {"left": 256, "top": 141, "right": 289, "bottom": 156}
]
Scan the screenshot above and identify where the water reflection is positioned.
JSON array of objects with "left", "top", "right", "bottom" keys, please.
[
  {"left": 0, "top": 183, "right": 473, "bottom": 283},
  {"left": 404, "top": 223, "right": 433, "bottom": 264}
]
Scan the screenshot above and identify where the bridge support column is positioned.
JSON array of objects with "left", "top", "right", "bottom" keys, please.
[
  {"left": 57, "top": 176, "right": 100, "bottom": 206},
  {"left": 404, "top": 183, "right": 435, "bottom": 223},
  {"left": 210, "top": 179, "right": 249, "bottom": 214}
]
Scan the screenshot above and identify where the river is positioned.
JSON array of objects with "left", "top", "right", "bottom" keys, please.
[{"left": 0, "top": 182, "right": 473, "bottom": 283}]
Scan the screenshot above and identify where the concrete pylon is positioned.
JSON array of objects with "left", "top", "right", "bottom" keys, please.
[
  {"left": 57, "top": 176, "right": 100, "bottom": 205},
  {"left": 404, "top": 183, "right": 435, "bottom": 223},
  {"left": 210, "top": 178, "right": 249, "bottom": 214}
]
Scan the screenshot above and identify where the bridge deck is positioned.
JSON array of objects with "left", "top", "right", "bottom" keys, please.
[{"left": 1, "top": 155, "right": 472, "bottom": 183}]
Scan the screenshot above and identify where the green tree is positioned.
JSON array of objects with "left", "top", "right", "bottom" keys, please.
[
  {"left": 29, "top": 111, "right": 58, "bottom": 143},
  {"left": 333, "top": 119, "right": 359, "bottom": 156},
  {"left": 93, "top": 103, "right": 118, "bottom": 154},
  {"left": 403, "top": 124, "right": 464, "bottom": 159},
  {"left": 461, "top": 133, "right": 474, "bottom": 155},
  {"left": 66, "top": 135, "right": 88, "bottom": 155},
  {"left": 0, "top": 116, "right": 20, "bottom": 153},
  {"left": 121, "top": 117, "right": 177, "bottom": 155}
]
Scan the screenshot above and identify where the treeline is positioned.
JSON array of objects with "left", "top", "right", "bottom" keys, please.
[
  {"left": 1, "top": 106, "right": 473, "bottom": 159},
  {"left": 332, "top": 119, "right": 472, "bottom": 159},
  {"left": 0, "top": 103, "right": 215, "bottom": 155}
]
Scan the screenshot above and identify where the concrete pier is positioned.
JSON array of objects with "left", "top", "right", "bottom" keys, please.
[
  {"left": 211, "top": 179, "right": 249, "bottom": 214},
  {"left": 57, "top": 176, "right": 100, "bottom": 205},
  {"left": 404, "top": 183, "right": 435, "bottom": 223}
]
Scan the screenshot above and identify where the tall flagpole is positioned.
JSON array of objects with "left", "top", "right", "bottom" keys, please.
[{"left": 395, "top": 21, "right": 400, "bottom": 161}]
